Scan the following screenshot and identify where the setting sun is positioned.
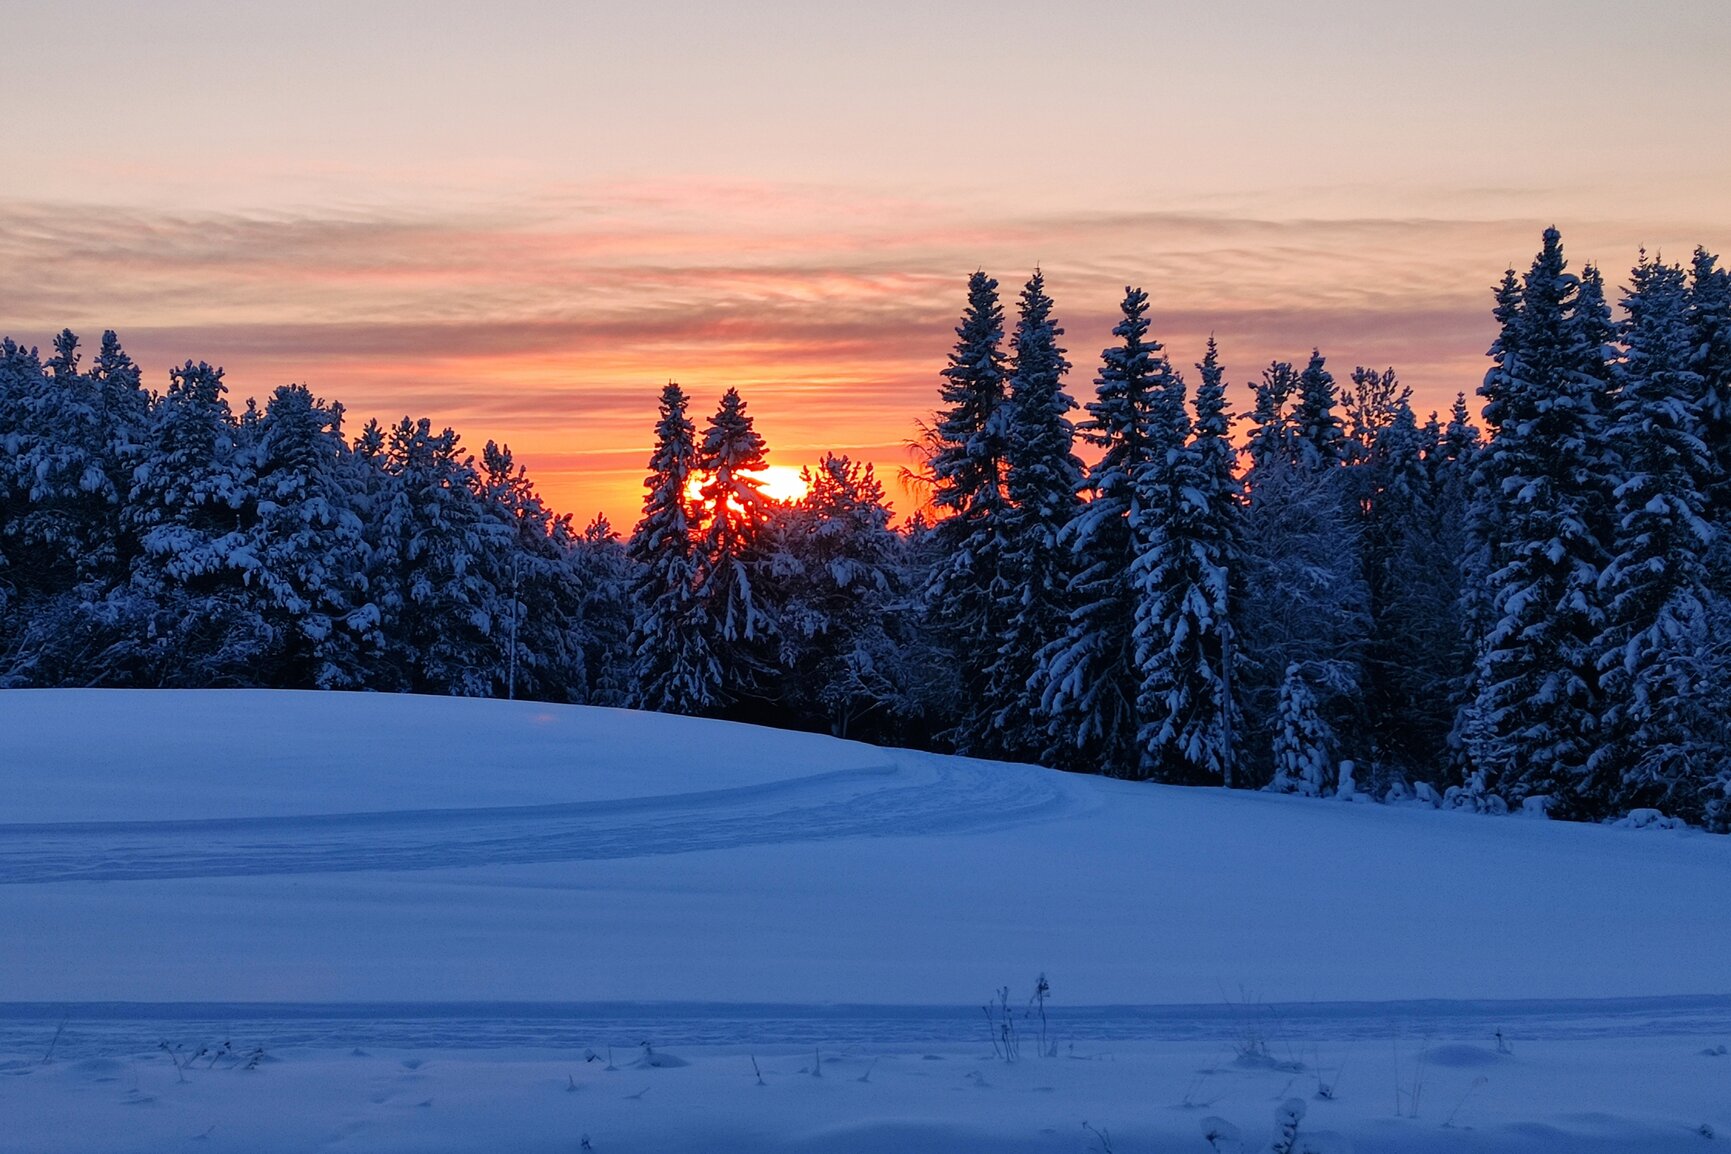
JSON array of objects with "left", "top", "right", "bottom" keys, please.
[
  {"left": 686, "top": 464, "right": 810, "bottom": 506},
  {"left": 750, "top": 465, "right": 811, "bottom": 503}
]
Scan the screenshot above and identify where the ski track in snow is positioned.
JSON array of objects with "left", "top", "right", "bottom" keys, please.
[
  {"left": 4, "top": 996, "right": 1730, "bottom": 1058},
  {"left": 0, "top": 754, "right": 1086, "bottom": 884}
]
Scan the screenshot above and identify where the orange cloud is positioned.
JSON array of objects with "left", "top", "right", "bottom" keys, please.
[{"left": 4, "top": 188, "right": 1723, "bottom": 526}]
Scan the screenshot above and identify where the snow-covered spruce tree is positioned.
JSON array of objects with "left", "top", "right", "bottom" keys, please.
[
  {"left": 1293, "top": 350, "right": 1348, "bottom": 471},
  {"left": 626, "top": 382, "right": 719, "bottom": 714},
  {"left": 1038, "top": 287, "right": 1166, "bottom": 777},
  {"left": 1133, "top": 337, "right": 1241, "bottom": 784},
  {"left": 1357, "top": 389, "right": 1469, "bottom": 782},
  {"left": 1687, "top": 249, "right": 1731, "bottom": 534},
  {"left": 924, "top": 271, "right": 1012, "bottom": 753},
  {"left": 1684, "top": 249, "right": 1731, "bottom": 827},
  {"left": 1186, "top": 339, "right": 1247, "bottom": 781},
  {"left": 373, "top": 417, "right": 505, "bottom": 696},
  {"left": 14, "top": 332, "right": 124, "bottom": 591},
  {"left": 988, "top": 270, "right": 1083, "bottom": 759},
  {"left": 121, "top": 359, "right": 269, "bottom": 684},
  {"left": 572, "top": 513, "right": 639, "bottom": 707},
  {"left": 1269, "top": 662, "right": 1335, "bottom": 796},
  {"left": 245, "top": 384, "right": 377, "bottom": 689},
  {"left": 1588, "top": 253, "right": 1723, "bottom": 819},
  {"left": 88, "top": 331, "right": 151, "bottom": 565},
  {"left": 771, "top": 454, "right": 905, "bottom": 738},
  {"left": 1435, "top": 394, "right": 1487, "bottom": 784},
  {"left": 0, "top": 341, "right": 44, "bottom": 640},
  {"left": 1344, "top": 366, "right": 1405, "bottom": 466},
  {"left": 1243, "top": 360, "right": 1300, "bottom": 470},
  {"left": 479, "top": 440, "right": 583, "bottom": 702},
  {"left": 694, "top": 387, "right": 777, "bottom": 705},
  {"left": 126, "top": 360, "right": 252, "bottom": 574},
  {"left": 1464, "top": 228, "right": 1616, "bottom": 815}
]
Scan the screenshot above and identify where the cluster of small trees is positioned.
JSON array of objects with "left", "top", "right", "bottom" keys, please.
[{"left": 4, "top": 227, "right": 1728, "bottom": 827}]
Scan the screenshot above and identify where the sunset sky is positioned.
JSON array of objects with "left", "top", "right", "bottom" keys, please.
[{"left": 5, "top": 0, "right": 1729, "bottom": 525}]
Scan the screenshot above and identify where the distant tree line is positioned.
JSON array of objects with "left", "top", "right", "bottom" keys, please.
[{"left": 3, "top": 228, "right": 1728, "bottom": 828}]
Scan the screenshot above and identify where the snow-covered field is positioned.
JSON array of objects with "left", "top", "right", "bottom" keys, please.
[{"left": 1, "top": 689, "right": 1727, "bottom": 1152}]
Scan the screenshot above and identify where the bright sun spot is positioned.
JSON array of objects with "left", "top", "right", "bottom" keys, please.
[
  {"left": 752, "top": 465, "right": 810, "bottom": 503},
  {"left": 687, "top": 465, "right": 810, "bottom": 505}
]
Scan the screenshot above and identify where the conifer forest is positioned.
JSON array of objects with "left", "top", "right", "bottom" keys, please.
[{"left": 5, "top": 228, "right": 1729, "bottom": 829}]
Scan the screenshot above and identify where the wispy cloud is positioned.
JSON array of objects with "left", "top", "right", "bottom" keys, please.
[{"left": 1, "top": 187, "right": 1708, "bottom": 521}]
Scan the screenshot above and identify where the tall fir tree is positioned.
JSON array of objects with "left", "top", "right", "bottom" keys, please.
[
  {"left": 695, "top": 386, "right": 776, "bottom": 703},
  {"left": 1466, "top": 228, "right": 1616, "bottom": 813},
  {"left": 925, "top": 271, "right": 1011, "bottom": 753},
  {"left": 626, "top": 382, "right": 719, "bottom": 714},
  {"left": 1133, "top": 337, "right": 1240, "bottom": 783},
  {"left": 1589, "top": 254, "right": 1722, "bottom": 818},
  {"left": 988, "top": 270, "right": 1083, "bottom": 759},
  {"left": 1687, "top": 249, "right": 1731, "bottom": 540},
  {"left": 1039, "top": 287, "right": 1166, "bottom": 776},
  {"left": 1293, "top": 349, "right": 1347, "bottom": 471}
]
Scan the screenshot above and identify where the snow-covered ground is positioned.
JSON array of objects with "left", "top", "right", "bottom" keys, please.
[{"left": 1, "top": 689, "right": 1727, "bottom": 1151}]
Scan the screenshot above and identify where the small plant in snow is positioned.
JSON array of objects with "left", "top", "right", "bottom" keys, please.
[
  {"left": 1442, "top": 1075, "right": 1488, "bottom": 1127},
  {"left": 1082, "top": 1120, "right": 1115, "bottom": 1153},
  {"left": 1031, "top": 972, "right": 1052, "bottom": 1057},
  {"left": 750, "top": 1055, "right": 766, "bottom": 1086},
  {"left": 1391, "top": 1033, "right": 1430, "bottom": 1118},
  {"left": 982, "top": 986, "right": 1020, "bottom": 1062},
  {"left": 158, "top": 1041, "right": 192, "bottom": 1083},
  {"left": 41, "top": 1018, "right": 67, "bottom": 1065},
  {"left": 1314, "top": 1065, "right": 1338, "bottom": 1101},
  {"left": 1493, "top": 1029, "right": 1512, "bottom": 1056}
]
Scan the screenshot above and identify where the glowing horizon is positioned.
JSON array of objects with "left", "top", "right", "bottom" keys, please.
[{"left": 3, "top": 1, "right": 1728, "bottom": 528}]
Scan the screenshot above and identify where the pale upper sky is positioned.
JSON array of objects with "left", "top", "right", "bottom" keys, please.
[{"left": 5, "top": 0, "right": 1729, "bottom": 522}]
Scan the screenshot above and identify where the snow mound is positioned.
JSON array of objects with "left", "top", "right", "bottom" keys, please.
[{"left": 1, "top": 689, "right": 1728, "bottom": 1009}]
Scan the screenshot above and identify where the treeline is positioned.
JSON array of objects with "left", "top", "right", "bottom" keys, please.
[{"left": 2, "top": 229, "right": 1728, "bottom": 828}]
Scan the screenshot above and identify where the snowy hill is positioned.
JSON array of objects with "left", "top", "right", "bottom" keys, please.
[{"left": 1, "top": 689, "right": 1727, "bottom": 1152}]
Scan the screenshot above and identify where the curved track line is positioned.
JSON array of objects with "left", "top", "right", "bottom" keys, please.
[{"left": 0, "top": 754, "right": 1088, "bottom": 883}]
